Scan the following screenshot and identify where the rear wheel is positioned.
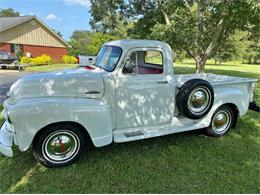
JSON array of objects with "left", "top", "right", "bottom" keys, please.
[
  {"left": 33, "top": 123, "right": 86, "bottom": 167},
  {"left": 206, "top": 105, "right": 235, "bottom": 137}
]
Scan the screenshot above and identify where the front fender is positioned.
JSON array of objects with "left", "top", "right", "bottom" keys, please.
[{"left": 7, "top": 97, "right": 113, "bottom": 151}]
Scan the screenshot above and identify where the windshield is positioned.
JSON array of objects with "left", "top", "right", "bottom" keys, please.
[{"left": 95, "top": 46, "right": 122, "bottom": 72}]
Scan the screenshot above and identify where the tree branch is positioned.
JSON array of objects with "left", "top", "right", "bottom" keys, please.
[
  {"left": 162, "top": 9, "right": 170, "bottom": 25},
  {"left": 196, "top": 0, "right": 204, "bottom": 54},
  {"left": 184, "top": 48, "right": 195, "bottom": 59},
  {"left": 204, "top": 0, "right": 230, "bottom": 58}
]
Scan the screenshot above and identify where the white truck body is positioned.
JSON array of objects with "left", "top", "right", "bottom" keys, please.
[{"left": 0, "top": 40, "right": 257, "bottom": 160}]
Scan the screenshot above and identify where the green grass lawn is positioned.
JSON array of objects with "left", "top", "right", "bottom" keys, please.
[
  {"left": 25, "top": 64, "right": 77, "bottom": 72},
  {"left": 0, "top": 62, "right": 259, "bottom": 193}
]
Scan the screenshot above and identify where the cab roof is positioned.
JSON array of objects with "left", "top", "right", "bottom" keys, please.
[{"left": 104, "top": 39, "right": 173, "bottom": 53}]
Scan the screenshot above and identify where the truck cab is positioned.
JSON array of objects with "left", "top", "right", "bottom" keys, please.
[{"left": 0, "top": 40, "right": 258, "bottom": 167}]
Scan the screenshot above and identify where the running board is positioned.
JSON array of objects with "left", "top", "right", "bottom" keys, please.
[{"left": 113, "top": 117, "right": 210, "bottom": 143}]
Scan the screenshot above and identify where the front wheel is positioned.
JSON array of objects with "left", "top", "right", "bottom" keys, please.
[
  {"left": 206, "top": 105, "right": 235, "bottom": 137},
  {"left": 33, "top": 124, "right": 86, "bottom": 167}
]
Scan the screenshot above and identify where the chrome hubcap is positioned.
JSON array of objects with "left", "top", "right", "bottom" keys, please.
[
  {"left": 188, "top": 87, "right": 211, "bottom": 114},
  {"left": 212, "top": 110, "right": 231, "bottom": 133},
  {"left": 43, "top": 131, "right": 80, "bottom": 163}
]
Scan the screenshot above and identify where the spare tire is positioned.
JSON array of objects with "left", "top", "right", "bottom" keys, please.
[{"left": 177, "top": 79, "right": 214, "bottom": 119}]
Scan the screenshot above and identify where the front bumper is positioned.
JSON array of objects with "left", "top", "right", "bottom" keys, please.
[{"left": 0, "top": 121, "right": 14, "bottom": 157}]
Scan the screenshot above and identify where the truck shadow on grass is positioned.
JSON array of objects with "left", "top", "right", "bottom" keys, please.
[{"left": 0, "top": 66, "right": 259, "bottom": 193}]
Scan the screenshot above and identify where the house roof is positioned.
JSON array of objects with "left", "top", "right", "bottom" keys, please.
[{"left": 0, "top": 16, "right": 70, "bottom": 47}]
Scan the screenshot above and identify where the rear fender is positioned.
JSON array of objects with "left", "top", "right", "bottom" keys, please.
[
  {"left": 212, "top": 86, "right": 249, "bottom": 116},
  {"left": 199, "top": 87, "right": 249, "bottom": 127}
]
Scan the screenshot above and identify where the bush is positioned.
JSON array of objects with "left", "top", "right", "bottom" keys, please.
[
  {"left": 31, "top": 54, "right": 53, "bottom": 65},
  {"left": 20, "top": 56, "right": 31, "bottom": 64},
  {"left": 61, "top": 55, "right": 78, "bottom": 64},
  {"left": 20, "top": 55, "right": 53, "bottom": 65}
]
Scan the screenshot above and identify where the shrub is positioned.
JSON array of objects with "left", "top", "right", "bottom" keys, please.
[
  {"left": 20, "top": 56, "right": 31, "bottom": 64},
  {"left": 61, "top": 55, "right": 78, "bottom": 64},
  {"left": 30, "top": 54, "right": 53, "bottom": 65}
]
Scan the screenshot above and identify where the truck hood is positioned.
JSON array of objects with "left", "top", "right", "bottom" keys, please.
[{"left": 9, "top": 67, "right": 105, "bottom": 103}]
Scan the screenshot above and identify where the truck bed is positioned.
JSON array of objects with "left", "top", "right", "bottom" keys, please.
[{"left": 175, "top": 73, "right": 257, "bottom": 87}]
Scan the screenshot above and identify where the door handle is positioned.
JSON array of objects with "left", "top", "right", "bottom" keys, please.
[
  {"left": 157, "top": 81, "right": 168, "bottom": 84},
  {"left": 85, "top": 90, "right": 101, "bottom": 94}
]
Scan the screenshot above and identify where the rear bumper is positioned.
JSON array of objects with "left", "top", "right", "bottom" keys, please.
[
  {"left": 0, "top": 121, "right": 14, "bottom": 157},
  {"left": 249, "top": 101, "right": 260, "bottom": 112}
]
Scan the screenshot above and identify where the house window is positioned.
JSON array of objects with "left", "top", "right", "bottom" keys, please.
[{"left": 10, "top": 44, "right": 22, "bottom": 53}]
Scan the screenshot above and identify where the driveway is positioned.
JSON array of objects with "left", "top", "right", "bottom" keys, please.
[{"left": 0, "top": 70, "right": 31, "bottom": 103}]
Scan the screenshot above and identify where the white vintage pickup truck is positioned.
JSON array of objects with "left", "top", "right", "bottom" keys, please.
[{"left": 0, "top": 40, "right": 258, "bottom": 167}]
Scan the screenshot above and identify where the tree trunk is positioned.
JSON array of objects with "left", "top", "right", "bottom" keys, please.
[{"left": 195, "top": 56, "right": 207, "bottom": 73}]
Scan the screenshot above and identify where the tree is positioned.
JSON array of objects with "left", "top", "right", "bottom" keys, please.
[
  {"left": 90, "top": 0, "right": 133, "bottom": 38},
  {"left": 86, "top": 32, "right": 118, "bottom": 55},
  {"left": 68, "top": 30, "right": 92, "bottom": 56},
  {"left": 68, "top": 30, "right": 117, "bottom": 56},
  {"left": 214, "top": 30, "right": 260, "bottom": 64},
  {"left": 90, "top": 0, "right": 260, "bottom": 72},
  {"left": 0, "top": 8, "right": 20, "bottom": 17}
]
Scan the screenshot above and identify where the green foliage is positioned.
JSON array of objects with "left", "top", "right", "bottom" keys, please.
[
  {"left": 86, "top": 32, "right": 117, "bottom": 55},
  {"left": 68, "top": 31, "right": 117, "bottom": 56},
  {"left": 61, "top": 55, "right": 78, "bottom": 64},
  {"left": 20, "top": 56, "right": 31, "bottom": 64},
  {"left": 0, "top": 8, "right": 19, "bottom": 17},
  {"left": 90, "top": 0, "right": 132, "bottom": 38},
  {"left": 20, "top": 55, "right": 53, "bottom": 66},
  {"left": 25, "top": 64, "right": 77, "bottom": 72},
  {"left": 31, "top": 55, "right": 53, "bottom": 65},
  {"left": 215, "top": 30, "right": 260, "bottom": 64},
  {"left": 68, "top": 30, "right": 92, "bottom": 56},
  {"left": 15, "top": 46, "right": 23, "bottom": 59},
  {"left": 90, "top": 0, "right": 260, "bottom": 71}
]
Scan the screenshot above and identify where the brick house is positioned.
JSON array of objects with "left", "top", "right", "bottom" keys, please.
[{"left": 0, "top": 16, "right": 69, "bottom": 61}]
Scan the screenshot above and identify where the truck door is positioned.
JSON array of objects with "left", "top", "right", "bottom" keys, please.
[{"left": 115, "top": 48, "right": 176, "bottom": 130}]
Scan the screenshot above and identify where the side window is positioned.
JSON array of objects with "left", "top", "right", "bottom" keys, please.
[
  {"left": 144, "top": 51, "right": 163, "bottom": 66},
  {"left": 122, "top": 50, "right": 164, "bottom": 75}
]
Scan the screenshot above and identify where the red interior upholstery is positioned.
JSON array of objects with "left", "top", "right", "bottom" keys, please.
[{"left": 134, "top": 66, "right": 163, "bottom": 74}]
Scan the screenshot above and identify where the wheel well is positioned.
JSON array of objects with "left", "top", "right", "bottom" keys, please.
[
  {"left": 33, "top": 121, "right": 93, "bottom": 146},
  {"left": 222, "top": 103, "right": 239, "bottom": 128}
]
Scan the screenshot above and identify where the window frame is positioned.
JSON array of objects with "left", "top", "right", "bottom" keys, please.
[{"left": 121, "top": 47, "right": 166, "bottom": 76}]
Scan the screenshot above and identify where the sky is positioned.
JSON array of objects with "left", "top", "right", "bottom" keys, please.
[{"left": 0, "top": 0, "right": 92, "bottom": 40}]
